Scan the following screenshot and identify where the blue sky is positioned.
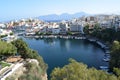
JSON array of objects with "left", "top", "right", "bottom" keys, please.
[{"left": 0, "top": 0, "right": 120, "bottom": 21}]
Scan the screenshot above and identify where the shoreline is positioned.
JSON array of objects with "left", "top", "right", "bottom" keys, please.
[
  {"left": 22, "top": 34, "right": 110, "bottom": 76},
  {"left": 24, "top": 35, "right": 110, "bottom": 51}
]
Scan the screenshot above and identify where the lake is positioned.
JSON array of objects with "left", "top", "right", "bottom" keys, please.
[{"left": 22, "top": 37, "right": 108, "bottom": 77}]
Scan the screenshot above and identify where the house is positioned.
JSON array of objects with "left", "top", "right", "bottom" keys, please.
[
  {"left": 99, "top": 21, "right": 112, "bottom": 28},
  {"left": 40, "top": 26, "right": 48, "bottom": 33},
  {"left": 52, "top": 28, "right": 60, "bottom": 34},
  {"left": 0, "top": 29, "right": 12, "bottom": 36},
  {"left": 70, "top": 24, "right": 83, "bottom": 33},
  {"left": 0, "top": 23, "right": 6, "bottom": 28},
  {"left": 59, "top": 23, "right": 69, "bottom": 34}
]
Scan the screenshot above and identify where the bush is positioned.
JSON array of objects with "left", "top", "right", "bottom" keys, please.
[
  {"left": 0, "top": 34, "right": 7, "bottom": 38},
  {"left": 0, "top": 40, "right": 17, "bottom": 56},
  {"left": 10, "top": 32, "right": 14, "bottom": 35},
  {"left": 51, "top": 59, "right": 118, "bottom": 80},
  {"left": 11, "top": 39, "right": 48, "bottom": 73}
]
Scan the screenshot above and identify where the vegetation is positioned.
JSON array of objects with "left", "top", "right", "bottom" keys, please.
[
  {"left": 0, "top": 40, "right": 17, "bottom": 57},
  {"left": 35, "top": 32, "right": 44, "bottom": 36},
  {"left": 66, "top": 31, "right": 73, "bottom": 35},
  {"left": 83, "top": 24, "right": 120, "bottom": 79},
  {"left": 45, "top": 32, "right": 52, "bottom": 35},
  {"left": 83, "top": 24, "right": 120, "bottom": 42},
  {"left": 11, "top": 39, "right": 47, "bottom": 73},
  {"left": 10, "top": 32, "right": 14, "bottom": 35},
  {"left": 83, "top": 24, "right": 89, "bottom": 35},
  {"left": 110, "top": 41, "right": 120, "bottom": 70},
  {"left": 113, "top": 68, "right": 120, "bottom": 79},
  {"left": 6, "top": 76, "right": 16, "bottom": 80},
  {"left": 0, "top": 61, "right": 10, "bottom": 68},
  {"left": 1, "top": 24, "right": 120, "bottom": 80},
  {"left": 51, "top": 59, "right": 119, "bottom": 80},
  {"left": 11, "top": 39, "right": 29, "bottom": 58},
  {"left": 18, "top": 63, "right": 43, "bottom": 80},
  {"left": 0, "top": 34, "right": 8, "bottom": 38},
  {"left": 0, "top": 39, "right": 47, "bottom": 80}
]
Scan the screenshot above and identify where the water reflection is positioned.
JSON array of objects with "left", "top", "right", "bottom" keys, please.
[{"left": 22, "top": 37, "right": 109, "bottom": 78}]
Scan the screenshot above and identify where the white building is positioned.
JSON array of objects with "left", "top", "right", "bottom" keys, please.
[
  {"left": 0, "top": 23, "right": 6, "bottom": 28},
  {"left": 40, "top": 26, "right": 47, "bottom": 33},
  {"left": 70, "top": 24, "right": 83, "bottom": 33},
  {"left": 52, "top": 28, "right": 60, "bottom": 34},
  {"left": 99, "top": 21, "right": 112, "bottom": 28},
  {"left": 59, "top": 23, "right": 69, "bottom": 34},
  {"left": 0, "top": 29, "right": 12, "bottom": 36}
]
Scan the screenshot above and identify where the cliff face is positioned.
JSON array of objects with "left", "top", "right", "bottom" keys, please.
[
  {"left": 6, "top": 59, "right": 48, "bottom": 80},
  {"left": 41, "top": 73, "right": 48, "bottom": 80}
]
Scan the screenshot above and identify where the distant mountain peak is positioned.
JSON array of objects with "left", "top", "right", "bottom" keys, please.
[{"left": 38, "top": 12, "right": 89, "bottom": 21}]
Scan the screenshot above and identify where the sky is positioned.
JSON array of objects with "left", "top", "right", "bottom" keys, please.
[{"left": 0, "top": 0, "right": 120, "bottom": 21}]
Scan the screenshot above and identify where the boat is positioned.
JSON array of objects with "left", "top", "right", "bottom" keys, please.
[
  {"left": 105, "top": 50, "right": 110, "bottom": 54},
  {"left": 100, "top": 66, "right": 109, "bottom": 69},
  {"left": 35, "top": 36, "right": 39, "bottom": 38},
  {"left": 104, "top": 54, "right": 110, "bottom": 58},
  {"left": 103, "top": 57, "right": 110, "bottom": 62},
  {"left": 96, "top": 41, "right": 106, "bottom": 48},
  {"left": 88, "top": 38, "right": 96, "bottom": 42},
  {"left": 100, "top": 66, "right": 109, "bottom": 71}
]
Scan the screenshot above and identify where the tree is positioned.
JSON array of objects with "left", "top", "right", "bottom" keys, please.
[
  {"left": 114, "top": 68, "right": 120, "bottom": 77},
  {"left": 83, "top": 24, "right": 89, "bottom": 35},
  {"left": 110, "top": 41, "right": 120, "bottom": 70},
  {"left": 18, "top": 63, "right": 42, "bottom": 80},
  {"left": 0, "top": 40, "right": 17, "bottom": 57},
  {"left": 51, "top": 59, "right": 117, "bottom": 80},
  {"left": 67, "top": 31, "right": 72, "bottom": 35},
  {"left": 114, "top": 31, "right": 120, "bottom": 41},
  {"left": 11, "top": 39, "right": 29, "bottom": 58},
  {"left": 10, "top": 32, "right": 14, "bottom": 35},
  {"left": 12, "top": 39, "right": 48, "bottom": 73},
  {"left": 0, "top": 34, "right": 8, "bottom": 38}
]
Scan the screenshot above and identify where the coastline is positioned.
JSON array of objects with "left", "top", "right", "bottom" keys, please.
[{"left": 24, "top": 34, "right": 110, "bottom": 52}]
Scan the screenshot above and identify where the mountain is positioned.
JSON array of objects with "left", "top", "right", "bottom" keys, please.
[{"left": 38, "top": 12, "right": 89, "bottom": 21}]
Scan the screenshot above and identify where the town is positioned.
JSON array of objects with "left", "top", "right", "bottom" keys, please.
[
  {"left": 0, "top": 14, "right": 120, "bottom": 80},
  {"left": 0, "top": 14, "right": 120, "bottom": 37}
]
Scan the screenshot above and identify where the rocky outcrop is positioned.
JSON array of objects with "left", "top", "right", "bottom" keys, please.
[{"left": 6, "top": 59, "right": 48, "bottom": 80}]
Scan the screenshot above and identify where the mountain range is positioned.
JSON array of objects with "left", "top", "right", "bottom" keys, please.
[{"left": 38, "top": 12, "right": 89, "bottom": 21}]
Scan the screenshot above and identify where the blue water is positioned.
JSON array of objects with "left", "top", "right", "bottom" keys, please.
[{"left": 22, "top": 37, "right": 108, "bottom": 77}]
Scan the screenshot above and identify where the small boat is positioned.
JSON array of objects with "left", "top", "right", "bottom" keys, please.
[
  {"left": 100, "top": 66, "right": 109, "bottom": 71},
  {"left": 35, "top": 36, "right": 39, "bottom": 38},
  {"left": 100, "top": 66, "right": 108, "bottom": 69},
  {"left": 105, "top": 50, "right": 110, "bottom": 54},
  {"left": 104, "top": 54, "right": 110, "bottom": 58},
  {"left": 103, "top": 57, "right": 110, "bottom": 62}
]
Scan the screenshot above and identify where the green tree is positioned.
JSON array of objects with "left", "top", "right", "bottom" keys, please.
[
  {"left": 67, "top": 31, "right": 72, "bottom": 35},
  {"left": 0, "top": 34, "right": 8, "bottom": 38},
  {"left": 113, "top": 68, "right": 120, "bottom": 80},
  {"left": 12, "top": 39, "right": 47, "bottom": 73},
  {"left": 11, "top": 39, "right": 28, "bottom": 58},
  {"left": 10, "top": 32, "right": 14, "bottom": 35},
  {"left": 114, "top": 31, "right": 120, "bottom": 41},
  {"left": 18, "top": 63, "right": 42, "bottom": 80},
  {"left": 114, "top": 68, "right": 120, "bottom": 77},
  {"left": 0, "top": 40, "right": 17, "bottom": 57},
  {"left": 83, "top": 24, "right": 89, "bottom": 35},
  {"left": 51, "top": 59, "right": 117, "bottom": 80},
  {"left": 110, "top": 41, "right": 120, "bottom": 70}
]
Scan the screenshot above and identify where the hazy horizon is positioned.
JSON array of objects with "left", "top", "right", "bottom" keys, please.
[{"left": 0, "top": 0, "right": 120, "bottom": 22}]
